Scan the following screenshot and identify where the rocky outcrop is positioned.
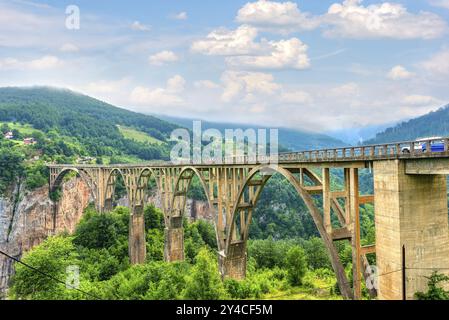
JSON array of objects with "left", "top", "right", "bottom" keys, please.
[{"left": 0, "top": 178, "right": 91, "bottom": 299}]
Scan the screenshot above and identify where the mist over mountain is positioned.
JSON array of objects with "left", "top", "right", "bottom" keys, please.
[{"left": 156, "top": 115, "right": 347, "bottom": 151}]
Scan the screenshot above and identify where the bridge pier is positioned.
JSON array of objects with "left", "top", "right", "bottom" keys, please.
[
  {"left": 129, "top": 204, "right": 146, "bottom": 264},
  {"left": 220, "top": 241, "right": 247, "bottom": 280},
  {"left": 103, "top": 198, "right": 113, "bottom": 212},
  {"left": 374, "top": 160, "right": 449, "bottom": 300},
  {"left": 164, "top": 216, "right": 184, "bottom": 262}
]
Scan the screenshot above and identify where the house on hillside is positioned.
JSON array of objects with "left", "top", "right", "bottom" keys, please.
[
  {"left": 23, "top": 137, "right": 36, "bottom": 145},
  {"left": 78, "top": 156, "right": 96, "bottom": 164},
  {"left": 4, "top": 131, "right": 13, "bottom": 139}
]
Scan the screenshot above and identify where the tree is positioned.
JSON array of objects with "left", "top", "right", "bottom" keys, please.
[
  {"left": 144, "top": 205, "right": 164, "bottom": 231},
  {"left": 302, "top": 237, "right": 331, "bottom": 270},
  {"left": 415, "top": 271, "right": 449, "bottom": 300},
  {"left": 182, "top": 248, "right": 226, "bottom": 300},
  {"left": 9, "top": 236, "right": 84, "bottom": 300},
  {"left": 285, "top": 246, "right": 307, "bottom": 286},
  {"left": 73, "top": 207, "right": 128, "bottom": 251}
]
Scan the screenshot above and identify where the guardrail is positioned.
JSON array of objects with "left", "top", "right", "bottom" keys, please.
[{"left": 47, "top": 137, "right": 449, "bottom": 167}]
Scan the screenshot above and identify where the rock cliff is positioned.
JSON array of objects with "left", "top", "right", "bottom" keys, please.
[{"left": 0, "top": 178, "right": 91, "bottom": 298}]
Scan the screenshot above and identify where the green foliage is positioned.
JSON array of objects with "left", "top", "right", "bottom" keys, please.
[
  {"left": 302, "top": 237, "right": 332, "bottom": 270},
  {"left": 144, "top": 205, "right": 164, "bottom": 231},
  {"left": 24, "top": 161, "right": 48, "bottom": 190},
  {"left": 247, "top": 238, "right": 295, "bottom": 269},
  {"left": 9, "top": 236, "right": 85, "bottom": 300},
  {"left": 184, "top": 219, "right": 217, "bottom": 262},
  {"left": 0, "top": 143, "right": 25, "bottom": 193},
  {"left": 0, "top": 87, "right": 177, "bottom": 160},
  {"left": 285, "top": 246, "right": 308, "bottom": 286},
  {"left": 415, "top": 272, "right": 449, "bottom": 300},
  {"left": 146, "top": 229, "right": 164, "bottom": 262},
  {"left": 249, "top": 175, "right": 318, "bottom": 240},
  {"left": 74, "top": 207, "right": 128, "bottom": 249},
  {"left": 182, "top": 248, "right": 226, "bottom": 300}
]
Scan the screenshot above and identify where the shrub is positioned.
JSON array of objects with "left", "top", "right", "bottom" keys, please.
[
  {"left": 415, "top": 271, "right": 449, "bottom": 300},
  {"left": 285, "top": 246, "right": 308, "bottom": 286},
  {"left": 182, "top": 248, "right": 226, "bottom": 300}
]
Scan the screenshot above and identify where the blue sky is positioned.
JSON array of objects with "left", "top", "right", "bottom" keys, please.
[{"left": 1, "top": 0, "right": 449, "bottom": 132}]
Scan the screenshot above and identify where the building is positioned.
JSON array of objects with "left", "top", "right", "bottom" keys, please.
[
  {"left": 23, "top": 137, "right": 36, "bottom": 145},
  {"left": 4, "top": 131, "right": 13, "bottom": 139}
]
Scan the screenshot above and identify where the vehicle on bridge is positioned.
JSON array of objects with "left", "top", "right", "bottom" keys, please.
[{"left": 401, "top": 136, "right": 445, "bottom": 153}]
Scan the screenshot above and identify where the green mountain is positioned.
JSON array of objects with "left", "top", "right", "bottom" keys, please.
[
  {"left": 0, "top": 87, "right": 179, "bottom": 161},
  {"left": 367, "top": 104, "right": 449, "bottom": 144},
  {"left": 157, "top": 115, "right": 347, "bottom": 151}
]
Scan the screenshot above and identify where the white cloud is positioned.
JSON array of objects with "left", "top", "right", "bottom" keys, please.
[
  {"left": 130, "top": 75, "right": 186, "bottom": 107},
  {"left": 280, "top": 90, "right": 313, "bottom": 104},
  {"left": 194, "top": 80, "right": 220, "bottom": 89},
  {"left": 191, "top": 25, "right": 259, "bottom": 56},
  {"left": 60, "top": 43, "right": 79, "bottom": 52},
  {"left": 85, "top": 78, "right": 131, "bottom": 95},
  {"left": 323, "top": 0, "right": 447, "bottom": 39},
  {"left": 131, "top": 21, "right": 151, "bottom": 31},
  {"left": 402, "top": 94, "right": 440, "bottom": 106},
  {"left": 166, "top": 75, "right": 186, "bottom": 93},
  {"left": 172, "top": 12, "right": 188, "bottom": 20},
  {"left": 192, "top": 25, "right": 310, "bottom": 70},
  {"left": 220, "top": 71, "right": 281, "bottom": 103},
  {"left": 236, "top": 0, "right": 319, "bottom": 32},
  {"left": 226, "top": 38, "right": 310, "bottom": 70},
  {"left": 387, "top": 65, "right": 414, "bottom": 80},
  {"left": 330, "top": 82, "right": 359, "bottom": 97},
  {"left": 420, "top": 49, "right": 449, "bottom": 76},
  {"left": 149, "top": 50, "right": 179, "bottom": 66},
  {"left": 0, "top": 55, "right": 63, "bottom": 70},
  {"left": 429, "top": 0, "right": 449, "bottom": 9}
]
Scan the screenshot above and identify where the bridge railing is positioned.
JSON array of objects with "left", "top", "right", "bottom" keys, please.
[
  {"left": 47, "top": 138, "right": 449, "bottom": 167},
  {"left": 275, "top": 137, "right": 449, "bottom": 163},
  {"left": 218, "top": 137, "right": 449, "bottom": 164}
]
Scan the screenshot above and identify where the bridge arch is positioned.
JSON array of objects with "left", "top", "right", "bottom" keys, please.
[
  {"left": 102, "top": 168, "right": 130, "bottom": 211},
  {"left": 225, "top": 164, "right": 353, "bottom": 299},
  {"left": 52, "top": 167, "right": 97, "bottom": 202},
  {"left": 170, "top": 166, "right": 213, "bottom": 218}
]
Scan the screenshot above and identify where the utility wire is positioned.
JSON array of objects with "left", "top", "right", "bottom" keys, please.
[{"left": 0, "top": 249, "right": 101, "bottom": 300}]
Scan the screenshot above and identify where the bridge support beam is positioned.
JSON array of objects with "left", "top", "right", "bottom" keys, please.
[
  {"left": 129, "top": 205, "right": 146, "bottom": 264},
  {"left": 164, "top": 217, "right": 184, "bottom": 262},
  {"left": 374, "top": 160, "right": 449, "bottom": 300},
  {"left": 220, "top": 241, "right": 246, "bottom": 280}
]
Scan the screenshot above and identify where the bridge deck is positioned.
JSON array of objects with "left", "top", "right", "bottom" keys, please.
[{"left": 47, "top": 137, "right": 449, "bottom": 168}]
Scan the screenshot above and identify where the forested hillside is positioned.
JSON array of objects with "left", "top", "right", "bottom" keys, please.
[
  {"left": 367, "top": 103, "right": 449, "bottom": 144},
  {"left": 0, "top": 87, "right": 178, "bottom": 160}
]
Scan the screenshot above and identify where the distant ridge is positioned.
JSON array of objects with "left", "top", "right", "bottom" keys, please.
[
  {"left": 156, "top": 115, "right": 347, "bottom": 151},
  {"left": 367, "top": 104, "right": 449, "bottom": 144}
]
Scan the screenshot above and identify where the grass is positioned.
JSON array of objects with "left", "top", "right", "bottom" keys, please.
[
  {"left": 261, "top": 269, "right": 342, "bottom": 300},
  {"left": 0, "top": 121, "right": 43, "bottom": 136},
  {"left": 117, "top": 125, "right": 163, "bottom": 145}
]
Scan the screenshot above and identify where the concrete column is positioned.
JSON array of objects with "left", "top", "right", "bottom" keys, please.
[
  {"left": 164, "top": 216, "right": 184, "bottom": 262},
  {"left": 129, "top": 204, "right": 146, "bottom": 264},
  {"left": 374, "top": 160, "right": 449, "bottom": 300},
  {"left": 221, "top": 241, "right": 246, "bottom": 280},
  {"left": 103, "top": 198, "right": 113, "bottom": 212}
]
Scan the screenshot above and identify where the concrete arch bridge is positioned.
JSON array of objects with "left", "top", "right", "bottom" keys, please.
[{"left": 48, "top": 138, "right": 449, "bottom": 300}]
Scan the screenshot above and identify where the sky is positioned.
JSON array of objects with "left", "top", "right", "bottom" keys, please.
[{"left": 1, "top": 0, "right": 449, "bottom": 133}]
